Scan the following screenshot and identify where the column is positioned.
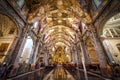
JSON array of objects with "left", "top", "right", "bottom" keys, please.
[
  {"left": 72, "top": 47, "right": 75, "bottom": 64},
  {"left": 14, "top": 32, "right": 27, "bottom": 63},
  {"left": 30, "top": 39, "right": 39, "bottom": 64},
  {"left": 33, "top": 40, "right": 40, "bottom": 64},
  {"left": 79, "top": 39, "right": 89, "bottom": 80},
  {"left": 79, "top": 40, "right": 90, "bottom": 65},
  {"left": 37, "top": 43, "right": 44, "bottom": 66},
  {"left": 73, "top": 46, "right": 78, "bottom": 64},
  {"left": 75, "top": 44, "right": 82, "bottom": 66},
  {"left": 43, "top": 46, "right": 49, "bottom": 66},
  {"left": 10, "top": 27, "right": 27, "bottom": 64},
  {"left": 70, "top": 48, "right": 73, "bottom": 62},
  {"left": 71, "top": 47, "right": 75, "bottom": 63},
  {"left": 89, "top": 25, "right": 108, "bottom": 77},
  {"left": 43, "top": 52, "right": 49, "bottom": 66},
  {"left": 75, "top": 44, "right": 81, "bottom": 80}
]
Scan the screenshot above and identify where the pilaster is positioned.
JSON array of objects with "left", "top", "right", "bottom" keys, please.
[
  {"left": 10, "top": 27, "right": 27, "bottom": 64},
  {"left": 89, "top": 24, "right": 108, "bottom": 77}
]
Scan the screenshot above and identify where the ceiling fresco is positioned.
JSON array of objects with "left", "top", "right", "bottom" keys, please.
[{"left": 27, "top": 0, "right": 91, "bottom": 51}]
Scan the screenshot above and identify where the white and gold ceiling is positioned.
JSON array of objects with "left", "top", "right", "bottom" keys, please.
[{"left": 27, "top": 0, "right": 91, "bottom": 52}]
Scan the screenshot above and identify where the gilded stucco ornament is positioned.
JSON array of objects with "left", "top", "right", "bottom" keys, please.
[{"left": 27, "top": 0, "right": 92, "bottom": 50}]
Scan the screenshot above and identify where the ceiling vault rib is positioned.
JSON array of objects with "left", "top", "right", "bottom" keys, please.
[{"left": 27, "top": 0, "right": 92, "bottom": 52}]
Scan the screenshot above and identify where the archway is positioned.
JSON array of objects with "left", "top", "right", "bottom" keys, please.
[
  {"left": 0, "top": 14, "right": 18, "bottom": 63},
  {"left": 100, "top": 13, "right": 120, "bottom": 65}
]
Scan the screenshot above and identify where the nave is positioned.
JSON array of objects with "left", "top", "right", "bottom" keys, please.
[
  {"left": 6, "top": 64, "right": 116, "bottom": 80},
  {"left": 0, "top": 0, "right": 120, "bottom": 80},
  {"left": 43, "top": 65, "right": 75, "bottom": 80}
]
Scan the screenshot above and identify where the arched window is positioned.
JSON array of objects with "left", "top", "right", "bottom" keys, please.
[{"left": 20, "top": 36, "right": 33, "bottom": 63}]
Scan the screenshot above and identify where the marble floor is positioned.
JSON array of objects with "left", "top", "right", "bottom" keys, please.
[{"left": 43, "top": 65, "right": 75, "bottom": 80}]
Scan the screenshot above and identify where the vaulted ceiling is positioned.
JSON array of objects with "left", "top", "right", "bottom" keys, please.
[{"left": 27, "top": 0, "right": 91, "bottom": 52}]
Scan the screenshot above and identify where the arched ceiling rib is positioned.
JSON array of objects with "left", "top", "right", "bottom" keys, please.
[
  {"left": 44, "top": 31, "right": 75, "bottom": 40},
  {"left": 40, "top": 23, "right": 80, "bottom": 36},
  {"left": 27, "top": 0, "right": 92, "bottom": 51},
  {"left": 47, "top": 39, "right": 71, "bottom": 48},
  {"left": 44, "top": 33, "right": 75, "bottom": 45},
  {"left": 45, "top": 35, "right": 74, "bottom": 46}
]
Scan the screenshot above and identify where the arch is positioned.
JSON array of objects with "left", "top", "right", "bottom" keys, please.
[
  {"left": 44, "top": 32, "right": 75, "bottom": 44},
  {"left": 0, "top": 12, "right": 21, "bottom": 29},
  {"left": 46, "top": 38, "right": 72, "bottom": 47},
  {"left": 0, "top": 13, "right": 19, "bottom": 63},
  {"left": 98, "top": 8, "right": 120, "bottom": 36},
  {"left": 45, "top": 33, "right": 75, "bottom": 45},
  {"left": 41, "top": 25, "right": 79, "bottom": 38},
  {"left": 44, "top": 31, "right": 75, "bottom": 42},
  {"left": 100, "top": 12, "right": 120, "bottom": 37},
  {"left": 99, "top": 12, "right": 120, "bottom": 65},
  {"left": 47, "top": 39, "right": 71, "bottom": 47}
]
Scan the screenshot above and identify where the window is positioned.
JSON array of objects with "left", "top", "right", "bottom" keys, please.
[
  {"left": 93, "top": 0, "right": 102, "bottom": 9},
  {"left": 17, "top": 0, "right": 25, "bottom": 9},
  {"left": 20, "top": 36, "right": 33, "bottom": 63}
]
